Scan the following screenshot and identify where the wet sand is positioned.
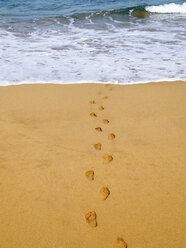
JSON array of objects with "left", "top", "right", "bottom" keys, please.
[{"left": 0, "top": 81, "right": 185, "bottom": 248}]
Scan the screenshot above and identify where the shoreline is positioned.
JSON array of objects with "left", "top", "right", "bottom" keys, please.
[
  {"left": 0, "top": 81, "right": 185, "bottom": 248},
  {"left": 0, "top": 79, "right": 185, "bottom": 87}
]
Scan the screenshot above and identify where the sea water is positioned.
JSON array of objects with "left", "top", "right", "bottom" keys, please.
[{"left": 0, "top": 0, "right": 185, "bottom": 85}]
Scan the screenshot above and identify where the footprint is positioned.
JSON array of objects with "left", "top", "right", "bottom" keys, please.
[
  {"left": 108, "top": 133, "right": 115, "bottom": 140},
  {"left": 104, "top": 84, "right": 109, "bottom": 87},
  {"left": 99, "top": 187, "right": 110, "bottom": 200},
  {"left": 109, "top": 87, "right": 112, "bottom": 91},
  {"left": 89, "top": 100, "right": 96, "bottom": 104},
  {"left": 114, "top": 237, "right": 127, "bottom": 248},
  {"left": 95, "top": 127, "right": 102, "bottom": 132},
  {"left": 85, "top": 211, "right": 97, "bottom": 227},
  {"left": 103, "top": 154, "right": 113, "bottom": 164},
  {"left": 98, "top": 91, "right": 102, "bottom": 95},
  {"left": 103, "top": 119, "right": 109, "bottom": 124},
  {"left": 102, "top": 96, "right": 108, "bottom": 100},
  {"left": 94, "top": 143, "right": 102, "bottom": 150},
  {"left": 85, "top": 170, "right": 94, "bottom": 181},
  {"left": 90, "top": 112, "right": 97, "bottom": 117},
  {"left": 98, "top": 106, "right": 104, "bottom": 111}
]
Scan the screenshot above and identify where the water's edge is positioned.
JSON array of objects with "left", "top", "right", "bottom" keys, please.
[{"left": 1, "top": 79, "right": 185, "bottom": 87}]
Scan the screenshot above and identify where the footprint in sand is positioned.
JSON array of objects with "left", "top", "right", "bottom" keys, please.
[
  {"left": 103, "top": 119, "right": 109, "bottom": 124},
  {"left": 114, "top": 237, "right": 127, "bottom": 248},
  {"left": 85, "top": 170, "right": 94, "bottom": 181},
  {"left": 102, "top": 96, "right": 108, "bottom": 100},
  {"left": 99, "top": 187, "right": 110, "bottom": 200},
  {"left": 108, "top": 133, "right": 115, "bottom": 140},
  {"left": 89, "top": 100, "right": 96, "bottom": 104},
  {"left": 94, "top": 143, "right": 102, "bottom": 150},
  {"left": 90, "top": 112, "right": 97, "bottom": 117},
  {"left": 85, "top": 211, "right": 97, "bottom": 227},
  {"left": 98, "top": 106, "right": 104, "bottom": 111},
  {"left": 109, "top": 87, "right": 112, "bottom": 91},
  {"left": 95, "top": 127, "right": 102, "bottom": 132},
  {"left": 104, "top": 84, "right": 109, "bottom": 87},
  {"left": 103, "top": 154, "right": 113, "bottom": 164},
  {"left": 98, "top": 91, "right": 102, "bottom": 95}
]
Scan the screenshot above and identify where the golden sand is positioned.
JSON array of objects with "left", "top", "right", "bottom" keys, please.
[{"left": 0, "top": 81, "right": 185, "bottom": 248}]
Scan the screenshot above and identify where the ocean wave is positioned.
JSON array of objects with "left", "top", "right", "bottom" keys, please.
[
  {"left": 1, "top": 3, "right": 186, "bottom": 23},
  {"left": 68, "top": 3, "right": 186, "bottom": 18},
  {"left": 63, "top": 3, "right": 186, "bottom": 20},
  {"left": 146, "top": 3, "right": 186, "bottom": 14}
]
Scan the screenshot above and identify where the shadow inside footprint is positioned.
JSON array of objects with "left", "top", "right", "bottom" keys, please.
[
  {"left": 90, "top": 112, "right": 97, "bottom": 117},
  {"left": 103, "top": 119, "right": 109, "bottom": 124},
  {"left": 85, "top": 211, "right": 97, "bottom": 227},
  {"left": 103, "top": 154, "right": 113, "bottom": 164},
  {"left": 85, "top": 170, "right": 94, "bottom": 181},
  {"left": 98, "top": 106, "right": 104, "bottom": 111},
  {"left": 99, "top": 187, "right": 110, "bottom": 200},
  {"left": 108, "top": 133, "right": 115, "bottom": 140},
  {"left": 95, "top": 127, "right": 102, "bottom": 132},
  {"left": 89, "top": 100, "right": 96, "bottom": 104},
  {"left": 94, "top": 143, "right": 102, "bottom": 150},
  {"left": 114, "top": 237, "right": 127, "bottom": 248}
]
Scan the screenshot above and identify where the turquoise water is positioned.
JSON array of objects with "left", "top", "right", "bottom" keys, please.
[{"left": 0, "top": 0, "right": 185, "bottom": 85}]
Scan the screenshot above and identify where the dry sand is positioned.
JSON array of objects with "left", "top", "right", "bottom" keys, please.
[{"left": 0, "top": 81, "right": 185, "bottom": 248}]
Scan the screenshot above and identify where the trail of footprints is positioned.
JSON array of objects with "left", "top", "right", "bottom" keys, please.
[{"left": 86, "top": 85, "right": 128, "bottom": 248}]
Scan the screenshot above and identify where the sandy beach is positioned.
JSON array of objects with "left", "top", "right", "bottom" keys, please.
[{"left": 0, "top": 81, "right": 185, "bottom": 248}]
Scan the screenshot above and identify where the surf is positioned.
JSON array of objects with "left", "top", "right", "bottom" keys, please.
[{"left": 146, "top": 2, "right": 186, "bottom": 13}]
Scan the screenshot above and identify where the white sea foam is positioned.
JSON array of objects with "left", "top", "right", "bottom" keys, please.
[
  {"left": 146, "top": 3, "right": 186, "bottom": 13},
  {"left": 0, "top": 10, "right": 186, "bottom": 86}
]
